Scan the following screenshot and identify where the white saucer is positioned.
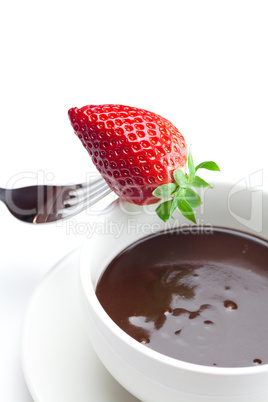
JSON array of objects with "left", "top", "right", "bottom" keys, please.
[{"left": 21, "top": 249, "right": 140, "bottom": 402}]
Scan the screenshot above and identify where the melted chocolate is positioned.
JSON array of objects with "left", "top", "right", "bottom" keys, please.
[{"left": 96, "top": 227, "right": 268, "bottom": 367}]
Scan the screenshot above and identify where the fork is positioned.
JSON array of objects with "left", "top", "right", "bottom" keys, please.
[{"left": 0, "top": 177, "right": 112, "bottom": 224}]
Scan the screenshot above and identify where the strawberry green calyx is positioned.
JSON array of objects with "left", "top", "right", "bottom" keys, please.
[{"left": 152, "top": 149, "right": 220, "bottom": 223}]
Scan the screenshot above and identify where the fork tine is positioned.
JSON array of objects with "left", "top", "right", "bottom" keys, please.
[
  {"left": 61, "top": 184, "right": 112, "bottom": 212},
  {"left": 64, "top": 181, "right": 110, "bottom": 207},
  {"left": 67, "top": 178, "right": 108, "bottom": 198},
  {"left": 82, "top": 186, "right": 112, "bottom": 208},
  {"left": 36, "top": 184, "right": 112, "bottom": 223},
  {"left": 79, "top": 177, "right": 105, "bottom": 187}
]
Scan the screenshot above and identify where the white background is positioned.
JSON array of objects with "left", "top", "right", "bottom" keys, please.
[{"left": 0, "top": 1, "right": 268, "bottom": 401}]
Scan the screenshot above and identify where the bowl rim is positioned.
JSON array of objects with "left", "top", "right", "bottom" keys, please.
[{"left": 79, "top": 181, "right": 268, "bottom": 377}]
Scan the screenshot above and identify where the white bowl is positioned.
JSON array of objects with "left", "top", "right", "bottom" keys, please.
[{"left": 79, "top": 181, "right": 268, "bottom": 402}]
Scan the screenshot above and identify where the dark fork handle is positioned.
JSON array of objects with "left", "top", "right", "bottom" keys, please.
[
  {"left": 0, "top": 187, "right": 6, "bottom": 203},
  {"left": 0, "top": 186, "right": 63, "bottom": 223}
]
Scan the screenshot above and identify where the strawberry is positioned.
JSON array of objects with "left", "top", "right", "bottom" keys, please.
[
  {"left": 68, "top": 104, "right": 187, "bottom": 205},
  {"left": 68, "top": 104, "right": 220, "bottom": 222}
]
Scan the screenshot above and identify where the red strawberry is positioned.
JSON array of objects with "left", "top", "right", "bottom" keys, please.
[{"left": 68, "top": 104, "right": 187, "bottom": 205}]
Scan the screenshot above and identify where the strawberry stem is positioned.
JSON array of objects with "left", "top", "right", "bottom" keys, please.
[{"left": 152, "top": 149, "right": 220, "bottom": 223}]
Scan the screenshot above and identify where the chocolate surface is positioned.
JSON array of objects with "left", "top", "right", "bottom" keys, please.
[{"left": 96, "top": 227, "right": 268, "bottom": 367}]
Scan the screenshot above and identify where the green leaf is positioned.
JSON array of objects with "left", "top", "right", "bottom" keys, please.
[
  {"left": 155, "top": 200, "right": 173, "bottom": 222},
  {"left": 187, "top": 149, "right": 195, "bottom": 182},
  {"left": 178, "top": 199, "right": 197, "bottom": 224},
  {"left": 173, "top": 169, "right": 188, "bottom": 188},
  {"left": 185, "top": 188, "right": 202, "bottom": 208},
  {"left": 152, "top": 183, "right": 178, "bottom": 199},
  {"left": 170, "top": 187, "right": 186, "bottom": 216},
  {"left": 152, "top": 148, "right": 220, "bottom": 223},
  {"left": 195, "top": 161, "right": 220, "bottom": 172},
  {"left": 191, "top": 175, "right": 212, "bottom": 188}
]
